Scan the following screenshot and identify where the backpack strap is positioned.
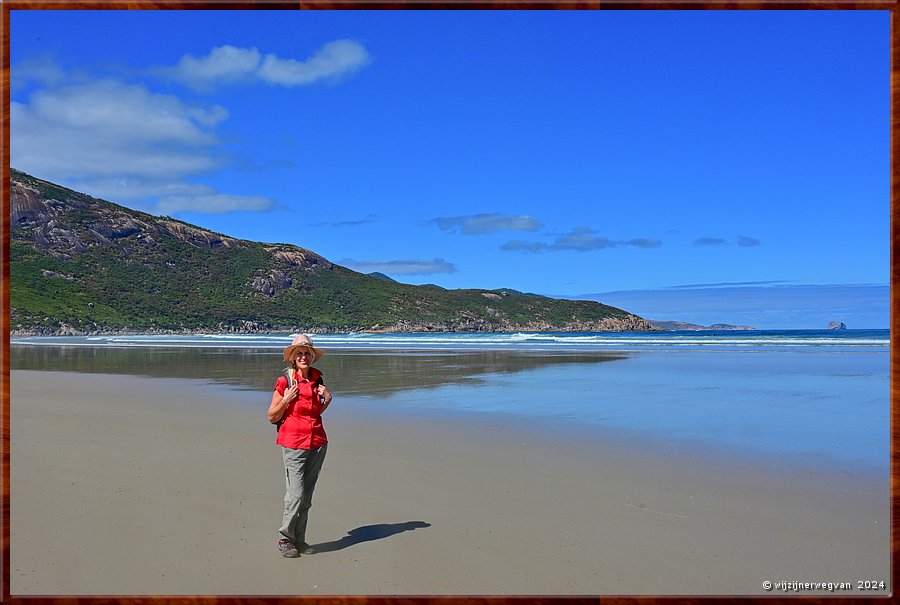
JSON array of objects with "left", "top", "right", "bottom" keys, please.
[{"left": 275, "top": 369, "right": 295, "bottom": 432}]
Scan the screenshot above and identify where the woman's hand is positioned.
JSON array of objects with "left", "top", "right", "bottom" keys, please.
[
  {"left": 283, "top": 384, "right": 300, "bottom": 403},
  {"left": 318, "top": 385, "right": 333, "bottom": 410},
  {"left": 268, "top": 384, "right": 299, "bottom": 424}
]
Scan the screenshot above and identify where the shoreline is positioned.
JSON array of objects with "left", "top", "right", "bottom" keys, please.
[
  {"left": 8, "top": 319, "right": 658, "bottom": 338},
  {"left": 10, "top": 327, "right": 890, "bottom": 338},
  {"left": 9, "top": 369, "right": 889, "bottom": 595}
]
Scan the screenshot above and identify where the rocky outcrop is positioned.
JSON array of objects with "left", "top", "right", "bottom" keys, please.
[
  {"left": 827, "top": 321, "right": 847, "bottom": 330},
  {"left": 156, "top": 219, "right": 241, "bottom": 249},
  {"left": 12, "top": 314, "right": 655, "bottom": 337},
  {"left": 11, "top": 177, "right": 248, "bottom": 255},
  {"left": 363, "top": 313, "right": 653, "bottom": 333},
  {"left": 10, "top": 181, "right": 51, "bottom": 227},
  {"left": 267, "top": 246, "right": 333, "bottom": 272},
  {"left": 88, "top": 216, "right": 142, "bottom": 241},
  {"left": 249, "top": 245, "right": 335, "bottom": 297},
  {"left": 251, "top": 269, "right": 294, "bottom": 298}
]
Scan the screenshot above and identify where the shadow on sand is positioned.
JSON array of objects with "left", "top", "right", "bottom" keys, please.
[{"left": 312, "top": 521, "right": 431, "bottom": 553}]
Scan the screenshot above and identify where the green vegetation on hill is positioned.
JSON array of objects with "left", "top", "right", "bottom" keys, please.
[{"left": 10, "top": 169, "right": 652, "bottom": 334}]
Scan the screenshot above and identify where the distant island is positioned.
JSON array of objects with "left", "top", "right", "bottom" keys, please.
[
  {"left": 648, "top": 320, "right": 756, "bottom": 331},
  {"left": 10, "top": 169, "right": 654, "bottom": 336}
]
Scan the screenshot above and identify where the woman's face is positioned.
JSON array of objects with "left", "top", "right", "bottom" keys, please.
[{"left": 292, "top": 349, "right": 314, "bottom": 370}]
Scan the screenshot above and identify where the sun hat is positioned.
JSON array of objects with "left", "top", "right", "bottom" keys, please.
[{"left": 283, "top": 334, "right": 325, "bottom": 363}]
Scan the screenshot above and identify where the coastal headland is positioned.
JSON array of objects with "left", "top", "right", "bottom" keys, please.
[{"left": 11, "top": 169, "right": 651, "bottom": 336}]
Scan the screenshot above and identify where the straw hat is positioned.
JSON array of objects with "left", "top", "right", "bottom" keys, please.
[{"left": 283, "top": 334, "right": 325, "bottom": 363}]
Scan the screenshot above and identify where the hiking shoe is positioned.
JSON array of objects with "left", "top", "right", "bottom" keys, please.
[
  {"left": 297, "top": 542, "right": 316, "bottom": 555},
  {"left": 278, "top": 538, "right": 300, "bottom": 558}
]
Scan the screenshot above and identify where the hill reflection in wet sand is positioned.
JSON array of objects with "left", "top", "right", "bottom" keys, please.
[{"left": 10, "top": 346, "right": 629, "bottom": 397}]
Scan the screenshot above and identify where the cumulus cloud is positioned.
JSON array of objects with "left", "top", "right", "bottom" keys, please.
[
  {"left": 552, "top": 227, "right": 617, "bottom": 252},
  {"left": 155, "top": 193, "right": 275, "bottom": 214},
  {"left": 340, "top": 258, "right": 457, "bottom": 276},
  {"left": 667, "top": 280, "right": 790, "bottom": 290},
  {"left": 310, "top": 215, "right": 379, "bottom": 228},
  {"left": 626, "top": 238, "right": 662, "bottom": 249},
  {"left": 165, "top": 40, "right": 371, "bottom": 90},
  {"left": 168, "top": 46, "right": 262, "bottom": 87},
  {"left": 41, "top": 177, "right": 276, "bottom": 215},
  {"left": 502, "top": 227, "right": 661, "bottom": 253},
  {"left": 692, "top": 236, "right": 761, "bottom": 247},
  {"left": 501, "top": 240, "right": 549, "bottom": 253},
  {"left": 11, "top": 55, "right": 68, "bottom": 91},
  {"left": 68, "top": 178, "right": 216, "bottom": 202},
  {"left": 431, "top": 213, "right": 543, "bottom": 235},
  {"left": 10, "top": 74, "right": 280, "bottom": 215},
  {"left": 694, "top": 237, "right": 728, "bottom": 246},
  {"left": 260, "top": 40, "right": 371, "bottom": 85},
  {"left": 12, "top": 80, "right": 226, "bottom": 181}
]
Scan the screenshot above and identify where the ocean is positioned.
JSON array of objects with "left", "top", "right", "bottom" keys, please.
[
  {"left": 10, "top": 329, "right": 890, "bottom": 474},
  {"left": 10, "top": 328, "right": 890, "bottom": 351}
]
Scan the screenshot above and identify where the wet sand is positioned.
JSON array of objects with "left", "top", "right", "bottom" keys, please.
[{"left": 9, "top": 369, "right": 890, "bottom": 595}]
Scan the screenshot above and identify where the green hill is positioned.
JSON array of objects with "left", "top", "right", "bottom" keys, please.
[{"left": 9, "top": 169, "right": 653, "bottom": 335}]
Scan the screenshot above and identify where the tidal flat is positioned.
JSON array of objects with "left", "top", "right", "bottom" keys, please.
[{"left": 9, "top": 344, "right": 890, "bottom": 595}]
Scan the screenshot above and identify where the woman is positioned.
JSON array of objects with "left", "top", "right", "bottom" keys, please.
[{"left": 268, "top": 334, "right": 333, "bottom": 558}]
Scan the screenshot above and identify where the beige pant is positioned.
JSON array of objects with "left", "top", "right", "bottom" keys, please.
[{"left": 278, "top": 443, "right": 327, "bottom": 544}]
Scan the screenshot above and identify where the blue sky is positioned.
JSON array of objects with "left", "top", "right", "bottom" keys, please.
[{"left": 10, "top": 10, "right": 889, "bottom": 329}]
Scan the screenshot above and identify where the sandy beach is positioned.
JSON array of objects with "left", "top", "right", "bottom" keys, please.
[{"left": 10, "top": 369, "right": 889, "bottom": 596}]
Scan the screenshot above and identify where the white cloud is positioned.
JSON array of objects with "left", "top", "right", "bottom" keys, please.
[
  {"left": 166, "top": 40, "right": 370, "bottom": 90},
  {"left": 35, "top": 176, "right": 276, "bottom": 215},
  {"left": 10, "top": 75, "right": 278, "bottom": 215},
  {"left": 503, "top": 227, "right": 662, "bottom": 253},
  {"left": 68, "top": 178, "right": 216, "bottom": 202},
  {"left": 552, "top": 227, "right": 617, "bottom": 252},
  {"left": 431, "top": 213, "right": 543, "bottom": 235},
  {"left": 737, "top": 235, "right": 761, "bottom": 247},
  {"left": 667, "top": 280, "right": 790, "bottom": 290},
  {"left": 260, "top": 40, "right": 371, "bottom": 85},
  {"left": 695, "top": 236, "right": 728, "bottom": 246},
  {"left": 32, "top": 80, "right": 224, "bottom": 144},
  {"left": 627, "top": 238, "right": 662, "bottom": 249},
  {"left": 10, "top": 55, "right": 67, "bottom": 91},
  {"left": 11, "top": 80, "right": 226, "bottom": 181},
  {"left": 340, "top": 258, "right": 457, "bottom": 276},
  {"left": 501, "top": 239, "right": 548, "bottom": 253},
  {"left": 309, "top": 215, "right": 379, "bottom": 228},
  {"left": 155, "top": 193, "right": 276, "bottom": 214},
  {"left": 169, "top": 45, "right": 262, "bottom": 87}
]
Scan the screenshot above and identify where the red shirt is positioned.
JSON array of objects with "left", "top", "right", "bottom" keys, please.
[{"left": 274, "top": 367, "right": 328, "bottom": 450}]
